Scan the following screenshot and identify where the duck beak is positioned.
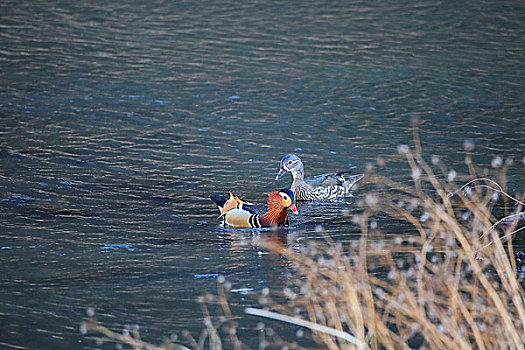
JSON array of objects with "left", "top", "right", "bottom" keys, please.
[
  {"left": 288, "top": 203, "right": 299, "bottom": 215},
  {"left": 276, "top": 168, "right": 287, "bottom": 180}
]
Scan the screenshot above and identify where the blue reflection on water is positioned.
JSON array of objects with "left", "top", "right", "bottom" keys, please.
[{"left": 100, "top": 244, "right": 136, "bottom": 253}]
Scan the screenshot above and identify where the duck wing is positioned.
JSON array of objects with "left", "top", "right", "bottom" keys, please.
[
  {"left": 305, "top": 173, "right": 343, "bottom": 187},
  {"left": 305, "top": 172, "right": 363, "bottom": 188},
  {"left": 209, "top": 193, "right": 265, "bottom": 215}
]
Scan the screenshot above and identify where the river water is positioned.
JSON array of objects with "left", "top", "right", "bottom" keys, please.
[{"left": 1, "top": 1, "right": 524, "bottom": 349}]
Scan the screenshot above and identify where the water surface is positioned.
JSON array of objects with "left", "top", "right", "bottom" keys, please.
[{"left": 1, "top": 0, "right": 524, "bottom": 348}]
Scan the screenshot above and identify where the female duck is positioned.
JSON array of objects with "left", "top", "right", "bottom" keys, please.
[
  {"left": 210, "top": 189, "right": 298, "bottom": 228},
  {"left": 276, "top": 154, "right": 363, "bottom": 201}
]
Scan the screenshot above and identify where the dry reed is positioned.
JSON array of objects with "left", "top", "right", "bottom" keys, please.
[
  {"left": 81, "top": 127, "right": 525, "bottom": 349},
  {"left": 257, "top": 126, "right": 525, "bottom": 349}
]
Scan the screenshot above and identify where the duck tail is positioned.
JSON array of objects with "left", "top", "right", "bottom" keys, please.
[
  {"left": 209, "top": 193, "right": 227, "bottom": 212},
  {"left": 343, "top": 174, "right": 364, "bottom": 192}
]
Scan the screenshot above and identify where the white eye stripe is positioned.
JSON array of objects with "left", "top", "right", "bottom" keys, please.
[{"left": 279, "top": 192, "right": 289, "bottom": 201}]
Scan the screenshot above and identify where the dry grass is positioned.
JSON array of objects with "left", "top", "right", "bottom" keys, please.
[
  {"left": 81, "top": 127, "right": 525, "bottom": 349},
  {"left": 80, "top": 280, "right": 308, "bottom": 350},
  {"left": 257, "top": 126, "right": 525, "bottom": 349},
  {"left": 80, "top": 283, "right": 245, "bottom": 350}
]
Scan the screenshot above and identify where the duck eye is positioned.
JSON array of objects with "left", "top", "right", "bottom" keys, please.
[
  {"left": 283, "top": 195, "right": 288, "bottom": 201},
  {"left": 287, "top": 160, "right": 293, "bottom": 165}
]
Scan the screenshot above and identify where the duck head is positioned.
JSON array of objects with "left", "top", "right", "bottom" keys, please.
[
  {"left": 258, "top": 189, "right": 299, "bottom": 227},
  {"left": 276, "top": 154, "right": 304, "bottom": 180},
  {"left": 268, "top": 189, "right": 299, "bottom": 215}
]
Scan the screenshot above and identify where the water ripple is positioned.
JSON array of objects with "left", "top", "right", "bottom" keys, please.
[{"left": 1, "top": 1, "right": 524, "bottom": 349}]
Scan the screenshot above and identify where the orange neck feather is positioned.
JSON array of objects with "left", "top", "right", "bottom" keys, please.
[
  {"left": 266, "top": 191, "right": 283, "bottom": 209},
  {"left": 260, "top": 191, "right": 288, "bottom": 226}
]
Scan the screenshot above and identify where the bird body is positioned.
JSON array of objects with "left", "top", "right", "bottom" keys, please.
[
  {"left": 210, "top": 190, "right": 298, "bottom": 228},
  {"left": 276, "top": 154, "right": 363, "bottom": 201},
  {"left": 222, "top": 208, "right": 258, "bottom": 227}
]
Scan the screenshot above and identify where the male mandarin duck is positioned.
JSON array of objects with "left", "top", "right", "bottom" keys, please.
[
  {"left": 276, "top": 154, "right": 363, "bottom": 201},
  {"left": 209, "top": 189, "right": 298, "bottom": 228}
]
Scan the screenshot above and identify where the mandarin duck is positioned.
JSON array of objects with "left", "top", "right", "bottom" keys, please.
[
  {"left": 276, "top": 154, "right": 363, "bottom": 201},
  {"left": 210, "top": 189, "right": 298, "bottom": 228}
]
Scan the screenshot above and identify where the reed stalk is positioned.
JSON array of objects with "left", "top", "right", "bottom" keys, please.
[
  {"left": 257, "top": 128, "right": 525, "bottom": 349},
  {"left": 81, "top": 128, "right": 524, "bottom": 349}
]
